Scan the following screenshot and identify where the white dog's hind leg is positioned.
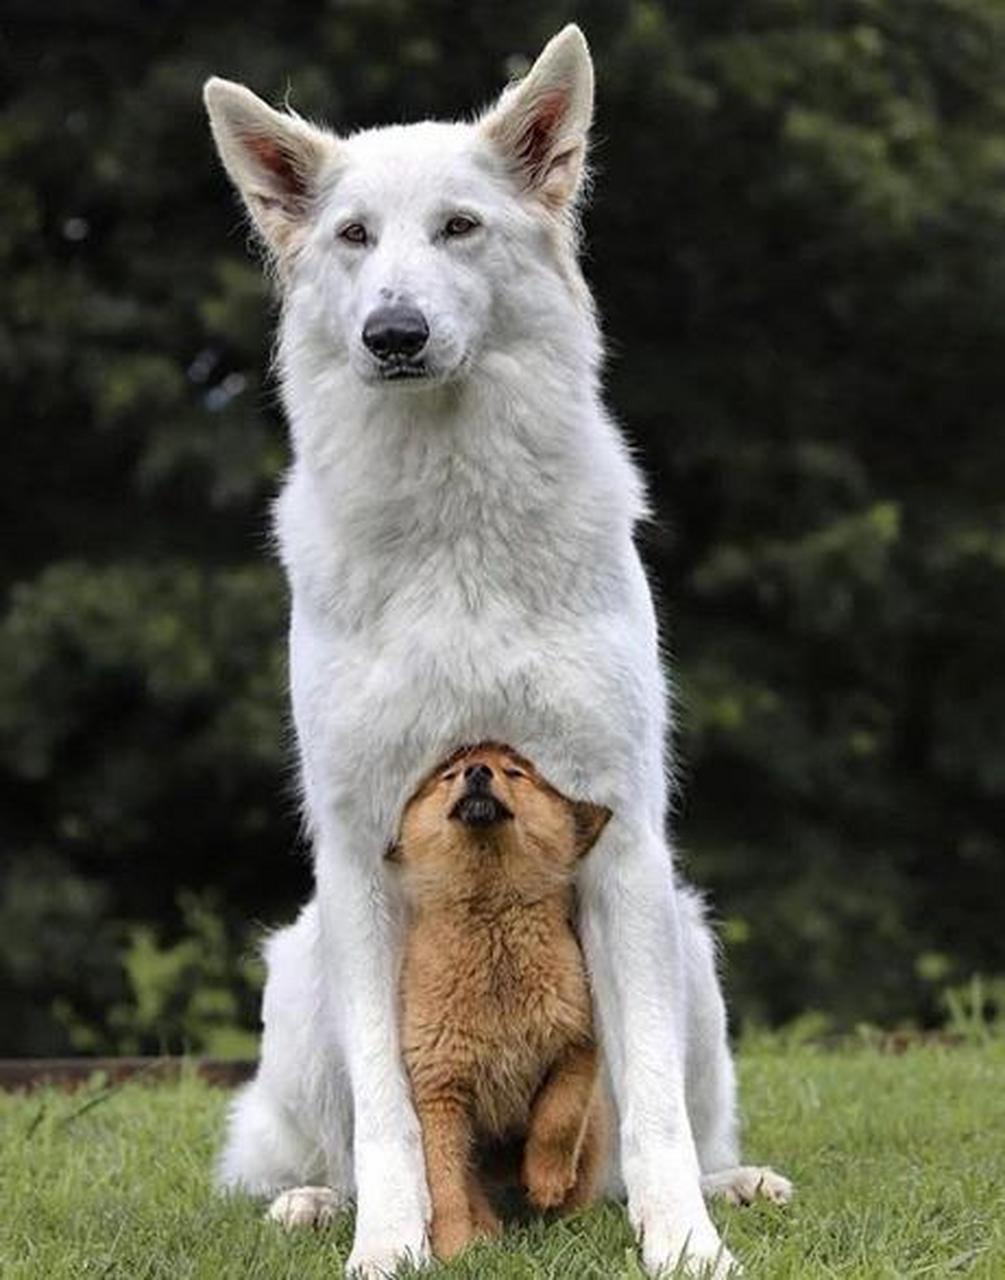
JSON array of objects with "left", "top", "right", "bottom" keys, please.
[
  {"left": 578, "top": 826, "right": 736, "bottom": 1279},
  {"left": 217, "top": 903, "right": 352, "bottom": 1203},
  {"left": 218, "top": 1081, "right": 327, "bottom": 1197},
  {"left": 267, "top": 1184, "right": 342, "bottom": 1228},
  {"left": 677, "top": 889, "right": 794, "bottom": 1212},
  {"left": 701, "top": 1166, "right": 793, "bottom": 1207},
  {"left": 678, "top": 886, "right": 741, "bottom": 1175}
]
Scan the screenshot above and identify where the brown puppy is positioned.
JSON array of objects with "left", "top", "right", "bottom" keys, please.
[{"left": 391, "top": 742, "right": 611, "bottom": 1261}]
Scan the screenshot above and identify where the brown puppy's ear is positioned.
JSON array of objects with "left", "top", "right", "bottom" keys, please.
[{"left": 572, "top": 801, "right": 612, "bottom": 858}]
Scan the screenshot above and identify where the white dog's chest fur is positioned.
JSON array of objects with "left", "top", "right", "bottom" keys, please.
[{"left": 276, "top": 368, "right": 666, "bottom": 846}]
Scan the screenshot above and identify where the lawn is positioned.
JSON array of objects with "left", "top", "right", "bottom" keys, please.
[{"left": 1, "top": 1041, "right": 1003, "bottom": 1278}]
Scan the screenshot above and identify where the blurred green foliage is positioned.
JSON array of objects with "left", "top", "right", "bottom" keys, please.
[
  {"left": 2, "top": 0, "right": 1004, "bottom": 1053},
  {"left": 56, "top": 890, "right": 263, "bottom": 1057}
]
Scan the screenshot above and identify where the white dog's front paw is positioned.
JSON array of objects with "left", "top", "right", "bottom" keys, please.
[
  {"left": 345, "top": 1229, "right": 430, "bottom": 1279},
  {"left": 635, "top": 1206, "right": 740, "bottom": 1278},
  {"left": 266, "top": 1184, "right": 341, "bottom": 1229},
  {"left": 642, "top": 1235, "right": 739, "bottom": 1279},
  {"left": 348, "top": 1144, "right": 430, "bottom": 1277},
  {"left": 701, "top": 1165, "right": 794, "bottom": 1208}
]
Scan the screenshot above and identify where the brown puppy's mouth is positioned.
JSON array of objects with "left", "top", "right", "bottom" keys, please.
[{"left": 449, "top": 794, "right": 514, "bottom": 828}]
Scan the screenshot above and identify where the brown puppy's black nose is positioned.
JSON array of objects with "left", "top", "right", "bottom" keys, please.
[
  {"left": 450, "top": 762, "right": 513, "bottom": 827},
  {"left": 362, "top": 304, "right": 429, "bottom": 360},
  {"left": 464, "top": 763, "right": 493, "bottom": 790}
]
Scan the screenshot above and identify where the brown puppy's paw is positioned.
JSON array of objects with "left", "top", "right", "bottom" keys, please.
[
  {"left": 471, "top": 1207, "right": 503, "bottom": 1240},
  {"left": 430, "top": 1211, "right": 477, "bottom": 1261},
  {"left": 523, "top": 1142, "right": 578, "bottom": 1211},
  {"left": 468, "top": 1191, "right": 503, "bottom": 1240}
]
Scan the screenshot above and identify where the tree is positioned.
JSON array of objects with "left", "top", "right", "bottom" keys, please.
[{"left": 2, "top": 0, "right": 1003, "bottom": 1051}]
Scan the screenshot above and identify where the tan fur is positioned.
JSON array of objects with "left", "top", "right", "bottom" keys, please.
[{"left": 393, "top": 743, "right": 611, "bottom": 1260}]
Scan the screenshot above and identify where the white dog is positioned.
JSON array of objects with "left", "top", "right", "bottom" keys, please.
[{"left": 204, "top": 25, "right": 789, "bottom": 1278}]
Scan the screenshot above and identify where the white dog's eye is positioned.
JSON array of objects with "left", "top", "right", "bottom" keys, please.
[
  {"left": 442, "top": 214, "right": 479, "bottom": 239},
  {"left": 338, "top": 222, "right": 368, "bottom": 246}
]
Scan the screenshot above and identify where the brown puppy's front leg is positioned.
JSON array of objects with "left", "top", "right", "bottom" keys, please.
[
  {"left": 416, "top": 1095, "right": 479, "bottom": 1259},
  {"left": 523, "top": 1041, "right": 602, "bottom": 1211},
  {"left": 562, "top": 1091, "right": 606, "bottom": 1211}
]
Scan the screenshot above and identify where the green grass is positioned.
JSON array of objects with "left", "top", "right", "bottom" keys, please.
[{"left": 1, "top": 1042, "right": 1003, "bottom": 1278}]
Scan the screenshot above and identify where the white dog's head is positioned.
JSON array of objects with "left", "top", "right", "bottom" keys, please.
[{"left": 204, "top": 27, "right": 594, "bottom": 389}]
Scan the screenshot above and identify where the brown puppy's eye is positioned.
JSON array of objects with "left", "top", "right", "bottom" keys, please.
[
  {"left": 441, "top": 770, "right": 458, "bottom": 782},
  {"left": 338, "top": 222, "right": 368, "bottom": 246},
  {"left": 443, "top": 214, "right": 479, "bottom": 239},
  {"left": 503, "top": 768, "right": 525, "bottom": 780}
]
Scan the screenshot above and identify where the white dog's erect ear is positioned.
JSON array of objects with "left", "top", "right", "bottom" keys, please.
[
  {"left": 203, "top": 77, "right": 333, "bottom": 255},
  {"left": 482, "top": 25, "right": 594, "bottom": 211}
]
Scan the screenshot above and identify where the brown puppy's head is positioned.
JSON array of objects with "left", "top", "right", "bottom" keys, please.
[{"left": 392, "top": 743, "right": 611, "bottom": 906}]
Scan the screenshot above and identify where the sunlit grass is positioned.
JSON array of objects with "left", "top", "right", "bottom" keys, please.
[{"left": 1, "top": 1042, "right": 1003, "bottom": 1277}]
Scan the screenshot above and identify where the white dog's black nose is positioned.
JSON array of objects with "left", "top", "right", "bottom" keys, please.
[{"left": 362, "top": 304, "right": 429, "bottom": 360}]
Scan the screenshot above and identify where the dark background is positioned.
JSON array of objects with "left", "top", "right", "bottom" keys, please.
[{"left": 3, "top": 0, "right": 1004, "bottom": 1056}]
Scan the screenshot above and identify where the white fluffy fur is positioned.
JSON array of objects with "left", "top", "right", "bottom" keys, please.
[{"left": 205, "top": 25, "right": 786, "bottom": 1279}]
